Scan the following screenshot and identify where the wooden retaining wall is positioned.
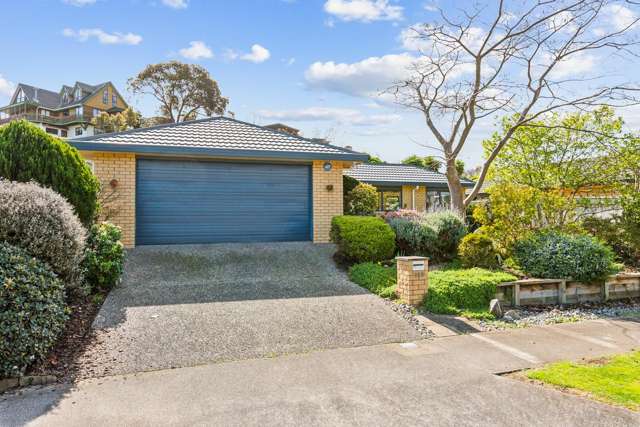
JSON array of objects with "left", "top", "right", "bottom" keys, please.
[{"left": 496, "top": 273, "right": 640, "bottom": 307}]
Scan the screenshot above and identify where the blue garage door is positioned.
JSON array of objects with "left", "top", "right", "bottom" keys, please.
[{"left": 136, "top": 159, "right": 311, "bottom": 245}]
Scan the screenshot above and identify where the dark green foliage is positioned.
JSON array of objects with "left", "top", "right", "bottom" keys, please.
[
  {"left": 345, "top": 183, "right": 378, "bottom": 216},
  {"left": 424, "top": 268, "right": 516, "bottom": 315},
  {"left": 331, "top": 216, "right": 396, "bottom": 263},
  {"left": 423, "top": 211, "right": 467, "bottom": 261},
  {"left": 513, "top": 230, "right": 618, "bottom": 282},
  {"left": 0, "top": 120, "right": 99, "bottom": 224},
  {"left": 348, "top": 262, "right": 397, "bottom": 298},
  {"left": 388, "top": 218, "right": 437, "bottom": 257},
  {"left": 343, "top": 175, "right": 360, "bottom": 212},
  {"left": 0, "top": 242, "right": 68, "bottom": 377},
  {"left": 458, "top": 233, "right": 500, "bottom": 269},
  {"left": 84, "top": 222, "right": 125, "bottom": 292},
  {"left": 583, "top": 216, "right": 639, "bottom": 267}
]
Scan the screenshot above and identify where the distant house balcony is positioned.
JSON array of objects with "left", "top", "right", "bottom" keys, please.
[{"left": 0, "top": 112, "right": 93, "bottom": 126}]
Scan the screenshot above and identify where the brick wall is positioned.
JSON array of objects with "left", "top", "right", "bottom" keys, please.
[
  {"left": 80, "top": 151, "right": 136, "bottom": 247},
  {"left": 401, "top": 185, "right": 427, "bottom": 212},
  {"left": 312, "top": 160, "right": 345, "bottom": 243}
]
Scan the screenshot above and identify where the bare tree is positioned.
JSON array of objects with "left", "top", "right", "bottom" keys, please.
[{"left": 391, "top": 0, "right": 640, "bottom": 214}]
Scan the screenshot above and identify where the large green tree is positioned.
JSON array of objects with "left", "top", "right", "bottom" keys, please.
[
  {"left": 128, "top": 61, "right": 228, "bottom": 123},
  {"left": 401, "top": 155, "right": 442, "bottom": 172}
]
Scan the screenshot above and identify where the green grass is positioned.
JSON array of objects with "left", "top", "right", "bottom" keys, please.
[
  {"left": 527, "top": 351, "right": 640, "bottom": 410},
  {"left": 348, "top": 262, "right": 397, "bottom": 298},
  {"left": 347, "top": 262, "right": 515, "bottom": 320}
]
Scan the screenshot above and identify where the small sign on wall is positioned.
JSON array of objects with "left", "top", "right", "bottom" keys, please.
[{"left": 412, "top": 261, "right": 425, "bottom": 271}]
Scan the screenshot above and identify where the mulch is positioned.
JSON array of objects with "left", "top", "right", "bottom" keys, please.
[{"left": 26, "top": 292, "right": 106, "bottom": 383}]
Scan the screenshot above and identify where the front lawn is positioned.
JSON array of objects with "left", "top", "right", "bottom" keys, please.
[
  {"left": 348, "top": 262, "right": 515, "bottom": 318},
  {"left": 527, "top": 351, "right": 640, "bottom": 410}
]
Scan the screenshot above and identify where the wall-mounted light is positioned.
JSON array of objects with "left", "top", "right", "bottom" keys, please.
[
  {"left": 326, "top": 184, "right": 334, "bottom": 192},
  {"left": 323, "top": 161, "right": 332, "bottom": 172},
  {"left": 109, "top": 178, "right": 119, "bottom": 189}
]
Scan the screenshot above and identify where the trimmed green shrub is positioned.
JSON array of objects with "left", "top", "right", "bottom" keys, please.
[
  {"left": 84, "top": 222, "right": 125, "bottom": 292},
  {"left": 388, "top": 218, "right": 437, "bottom": 257},
  {"left": 423, "top": 211, "right": 467, "bottom": 261},
  {"left": 0, "top": 242, "right": 68, "bottom": 377},
  {"left": 348, "top": 262, "right": 397, "bottom": 298},
  {"left": 346, "top": 183, "right": 378, "bottom": 216},
  {"left": 424, "top": 268, "right": 516, "bottom": 315},
  {"left": 331, "top": 216, "right": 396, "bottom": 263},
  {"left": 0, "top": 181, "right": 86, "bottom": 287},
  {"left": 513, "top": 230, "right": 618, "bottom": 282},
  {"left": 0, "top": 120, "right": 99, "bottom": 224},
  {"left": 458, "top": 233, "right": 500, "bottom": 269}
]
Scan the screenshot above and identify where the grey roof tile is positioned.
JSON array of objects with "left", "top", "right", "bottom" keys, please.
[
  {"left": 71, "top": 116, "right": 369, "bottom": 161},
  {"left": 344, "top": 163, "right": 475, "bottom": 187}
]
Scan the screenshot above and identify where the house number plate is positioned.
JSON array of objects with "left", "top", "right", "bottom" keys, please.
[{"left": 412, "top": 261, "right": 425, "bottom": 271}]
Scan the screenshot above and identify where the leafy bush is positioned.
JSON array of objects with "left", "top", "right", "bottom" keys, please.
[
  {"left": 458, "top": 233, "right": 500, "bottom": 269},
  {"left": 84, "top": 222, "right": 125, "bottom": 292},
  {"left": 512, "top": 230, "right": 618, "bottom": 282},
  {"left": 331, "top": 216, "right": 396, "bottom": 263},
  {"left": 346, "top": 183, "right": 378, "bottom": 216},
  {"left": 583, "top": 216, "right": 639, "bottom": 267},
  {"left": 0, "top": 181, "right": 86, "bottom": 286},
  {"left": 381, "top": 209, "right": 422, "bottom": 222},
  {"left": 0, "top": 120, "right": 99, "bottom": 224},
  {"left": 348, "top": 262, "right": 397, "bottom": 298},
  {"left": 385, "top": 210, "right": 466, "bottom": 262},
  {"left": 0, "top": 242, "right": 68, "bottom": 377},
  {"left": 343, "top": 175, "right": 360, "bottom": 212},
  {"left": 424, "top": 268, "right": 516, "bottom": 315}
]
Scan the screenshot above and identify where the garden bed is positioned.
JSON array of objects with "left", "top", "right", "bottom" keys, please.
[{"left": 25, "top": 292, "right": 107, "bottom": 382}]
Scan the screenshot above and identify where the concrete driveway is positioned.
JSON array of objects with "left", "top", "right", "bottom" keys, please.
[{"left": 77, "top": 243, "right": 420, "bottom": 378}]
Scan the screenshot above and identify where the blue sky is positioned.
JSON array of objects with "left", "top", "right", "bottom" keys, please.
[{"left": 1, "top": 0, "right": 639, "bottom": 168}]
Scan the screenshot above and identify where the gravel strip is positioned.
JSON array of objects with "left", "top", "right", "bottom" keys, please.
[
  {"left": 480, "top": 299, "right": 640, "bottom": 330},
  {"left": 383, "top": 300, "right": 435, "bottom": 339}
]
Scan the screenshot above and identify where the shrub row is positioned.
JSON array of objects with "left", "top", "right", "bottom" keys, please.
[{"left": 331, "top": 216, "right": 395, "bottom": 263}]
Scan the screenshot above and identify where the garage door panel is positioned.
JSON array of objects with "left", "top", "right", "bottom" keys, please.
[{"left": 136, "top": 159, "right": 311, "bottom": 245}]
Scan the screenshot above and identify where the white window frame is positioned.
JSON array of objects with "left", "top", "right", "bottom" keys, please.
[{"left": 75, "top": 127, "right": 83, "bottom": 136}]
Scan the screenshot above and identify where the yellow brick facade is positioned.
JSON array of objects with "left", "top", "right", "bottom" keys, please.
[
  {"left": 401, "top": 185, "right": 427, "bottom": 212},
  {"left": 312, "top": 160, "right": 346, "bottom": 243},
  {"left": 80, "top": 151, "right": 136, "bottom": 248}
]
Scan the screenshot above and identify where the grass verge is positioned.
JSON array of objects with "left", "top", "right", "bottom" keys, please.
[
  {"left": 348, "top": 262, "right": 397, "bottom": 298},
  {"left": 527, "top": 351, "right": 640, "bottom": 410}
]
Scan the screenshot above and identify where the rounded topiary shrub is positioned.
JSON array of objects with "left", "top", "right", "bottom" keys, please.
[
  {"left": 0, "top": 181, "right": 86, "bottom": 286},
  {"left": 346, "top": 183, "right": 378, "bottom": 216},
  {"left": 422, "top": 211, "right": 467, "bottom": 261},
  {"left": 0, "top": 120, "right": 99, "bottom": 224},
  {"left": 387, "top": 218, "right": 437, "bottom": 257},
  {"left": 84, "top": 222, "right": 125, "bottom": 292},
  {"left": 512, "top": 230, "right": 617, "bottom": 282},
  {"left": 458, "top": 233, "right": 500, "bottom": 269},
  {"left": 0, "top": 242, "right": 68, "bottom": 377},
  {"left": 330, "top": 216, "right": 396, "bottom": 263}
]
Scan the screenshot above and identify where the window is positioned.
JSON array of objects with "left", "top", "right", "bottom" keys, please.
[
  {"left": 378, "top": 190, "right": 402, "bottom": 211},
  {"left": 63, "top": 110, "right": 70, "bottom": 116},
  {"left": 112, "top": 94, "right": 117, "bottom": 106},
  {"left": 426, "top": 190, "right": 451, "bottom": 210},
  {"left": 75, "top": 127, "right": 83, "bottom": 136},
  {"left": 61, "top": 130, "right": 68, "bottom": 138},
  {"left": 75, "top": 87, "right": 82, "bottom": 100},
  {"left": 45, "top": 128, "right": 58, "bottom": 135},
  {"left": 15, "top": 89, "right": 26, "bottom": 103},
  {"left": 93, "top": 108, "right": 101, "bottom": 117},
  {"left": 40, "top": 110, "right": 50, "bottom": 117},
  {"left": 74, "top": 106, "right": 83, "bottom": 117},
  {"left": 103, "top": 89, "right": 108, "bottom": 104}
]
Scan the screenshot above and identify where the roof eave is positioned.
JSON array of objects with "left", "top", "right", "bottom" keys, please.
[
  {"left": 68, "top": 141, "right": 369, "bottom": 162},
  {"left": 348, "top": 178, "right": 476, "bottom": 188}
]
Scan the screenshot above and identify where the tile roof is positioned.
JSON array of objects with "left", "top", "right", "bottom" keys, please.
[
  {"left": 9, "top": 81, "right": 110, "bottom": 110},
  {"left": 70, "top": 116, "right": 369, "bottom": 161},
  {"left": 344, "top": 163, "right": 475, "bottom": 188}
]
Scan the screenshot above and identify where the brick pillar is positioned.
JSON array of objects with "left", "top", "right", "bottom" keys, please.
[{"left": 396, "top": 256, "right": 429, "bottom": 306}]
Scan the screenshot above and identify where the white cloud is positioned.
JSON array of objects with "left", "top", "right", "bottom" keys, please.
[
  {"left": 241, "top": 44, "right": 271, "bottom": 63},
  {"left": 0, "top": 75, "right": 15, "bottom": 97},
  {"left": 62, "top": 0, "right": 96, "bottom": 6},
  {"left": 605, "top": 4, "right": 638, "bottom": 31},
  {"left": 162, "top": 0, "right": 188, "bottom": 9},
  {"left": 423, "top": 3, "right": 437, "bottom": 12},
  {"left": 305, "top": 53, "right": 416, "bottom": 97},
  {"left": 62, "top": 28, "right": 142, "bottom": 45},
  {"left": 324, "top": 0, "right": 403, "bottom": 23},
  {"left": 179, "top": 41, "right": 213, "bottom": 60},
  {"left": 258, "top": 106, "right": 401, "bottom": 126},
  {"left": 550, "top": 52, "right": 596, "bottom": 78},
  {"left": 284, "top": 57, "right": 296, "bottom": 66}
]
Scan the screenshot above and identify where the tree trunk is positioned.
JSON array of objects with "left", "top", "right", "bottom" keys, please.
[{"left": 445, "top": 159, "right": 466, "bottom": 216}]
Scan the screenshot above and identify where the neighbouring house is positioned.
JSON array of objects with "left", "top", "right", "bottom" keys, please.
[
  {"left": 68, "top": 116, "right": 368, "bottom": 247},
  {"left": 344, "top": 163, "right": 475, "bottom": 212},
  {"left": 0, "top": 81, "right": 127, "bottom": 139}
]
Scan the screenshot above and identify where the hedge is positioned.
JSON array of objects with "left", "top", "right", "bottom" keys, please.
[{"left": 331, "top": 216, "right": 396, "bottom": 263}]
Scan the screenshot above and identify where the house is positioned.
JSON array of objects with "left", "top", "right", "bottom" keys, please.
[
  {"left": 68, "top": 116, "right": 368, "bottom": 247},
  {"left": 344, "top": 163, "right": 475, "bottom": 212},
  {"left": 0, "top": 81, "right": 127, "bottom": 139}
]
